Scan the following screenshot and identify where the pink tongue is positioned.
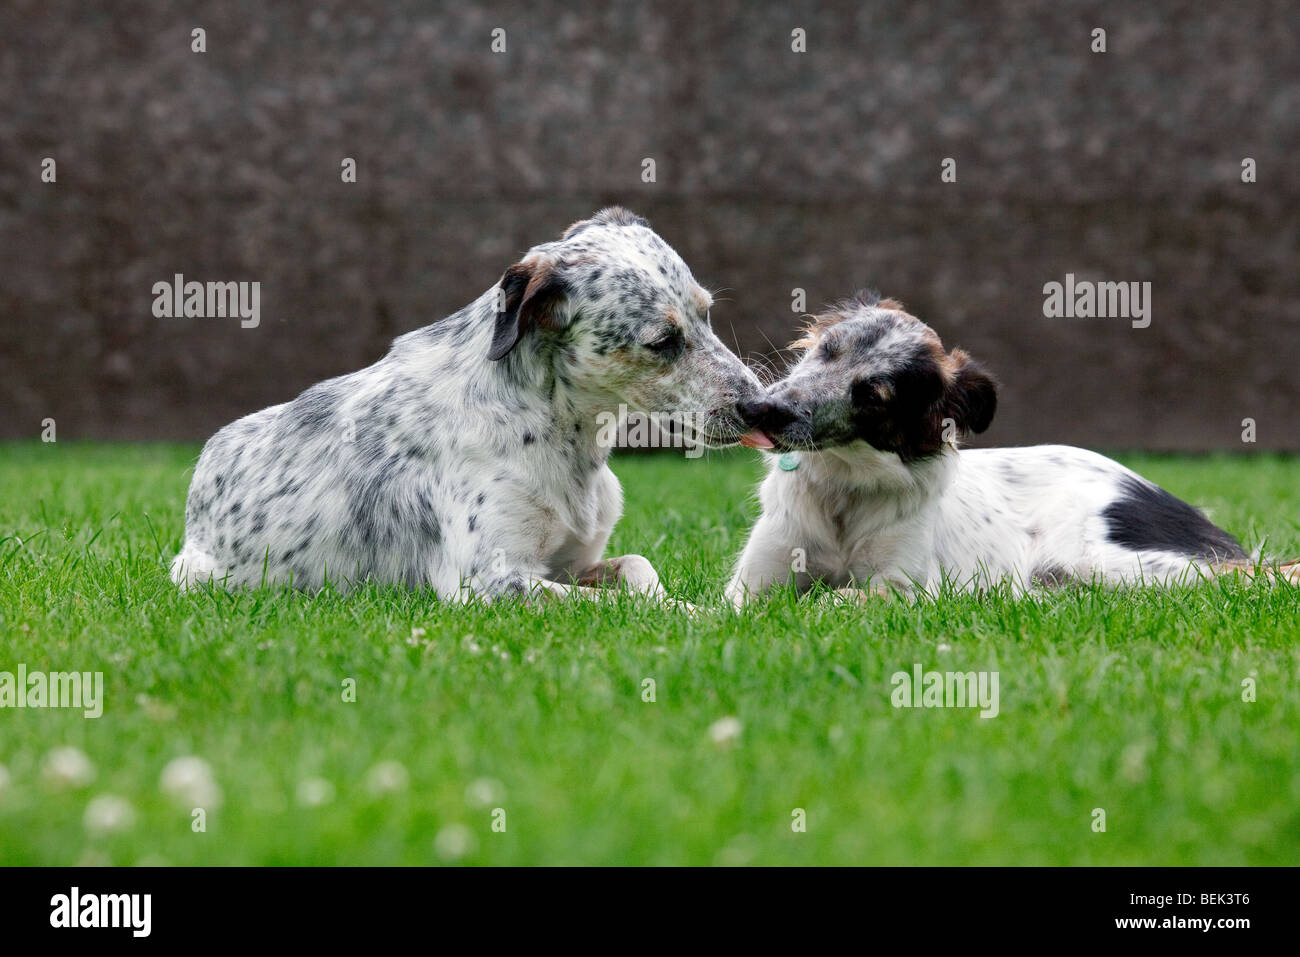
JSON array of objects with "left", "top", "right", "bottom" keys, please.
[{"left": 738, "top": 428, "right": 775, "bottom": 450}]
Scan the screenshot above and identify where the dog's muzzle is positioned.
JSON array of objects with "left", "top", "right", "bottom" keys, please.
[{"left": 736, "top": 397, "right": 797, "bottom": 448}]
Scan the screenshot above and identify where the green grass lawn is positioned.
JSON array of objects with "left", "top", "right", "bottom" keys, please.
[{"left": 1, "top": 441, "right": 1299, "bottom": 865}]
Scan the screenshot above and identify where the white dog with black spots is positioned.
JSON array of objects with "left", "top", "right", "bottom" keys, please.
[{"left": 172, "top": 208, "right": 768, "bottom": 601}]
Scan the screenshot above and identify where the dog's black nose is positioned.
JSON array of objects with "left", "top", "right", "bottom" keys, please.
[{"left": 737, "top": 398, "right": 797, "bottom": 432}]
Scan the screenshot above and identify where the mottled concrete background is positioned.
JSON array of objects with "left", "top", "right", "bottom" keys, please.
[{"left": 2, "top": 0, "right": 1296, "bottom": 448}]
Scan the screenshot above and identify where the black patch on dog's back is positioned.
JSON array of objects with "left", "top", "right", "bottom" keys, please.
[{"left": 1103, "top": 476, "right": 1246, "bottom": 561}]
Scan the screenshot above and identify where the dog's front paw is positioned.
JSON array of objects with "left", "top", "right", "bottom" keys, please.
[
  {"left": 607, "top": 554, "right": 665, "bottom": 598},
  {"left": 662, "top": 596, "right": 701, "bottom": 616},
  {"left": 830, "top": 584, "right": 894, "bottom": 605}
]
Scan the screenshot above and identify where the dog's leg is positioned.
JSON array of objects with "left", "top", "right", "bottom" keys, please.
[
  {"left": 1211, "top": 558, "right": 1300, "bottom": 585},
  {"left": 529, "top": 574, "right": 696, "bottom": 612},
  {"left": 459, "top": 570, "right": 595, "bottom": 603},
  {"left": 575, "top": 556, "right": 702, "bottom": 613},
  {"left": 829, "top": 583, "right": 897, "bottom": 605},
  {"left": 726, "top": 514, "right": 806, "bottom": 607},
  {"left": 575, "top": 555, "right": 665, "bottom": 597},
  {"left": 545, "top": 467, "right": 693, "bottom": 609},
  {"left": 461, "top": 561, "right": 691, "bottom": 608},
  {"left": 525, "top": 578, "right": 607, "bottom": 600}
]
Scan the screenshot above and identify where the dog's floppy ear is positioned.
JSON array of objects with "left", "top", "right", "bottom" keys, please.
[
  {"left": 488, "top": 258, "right": 570, "bottom": 361},
  {"left": 943, "top": 350, "right": 998, "bottom": 435}
]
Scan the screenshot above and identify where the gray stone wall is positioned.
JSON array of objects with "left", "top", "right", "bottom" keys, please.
[{"left": 2, "top": 0, "right": 1296, "bottom": 448}]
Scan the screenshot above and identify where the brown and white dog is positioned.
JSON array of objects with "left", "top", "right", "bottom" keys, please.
[{"left": 727, "top": 291, "right": 1297, "bottom": 603}]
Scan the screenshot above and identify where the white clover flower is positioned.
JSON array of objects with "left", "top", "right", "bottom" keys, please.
[
  {"left": 434, "top": 823, "right": 477, "bottom": 861},
  {"left": 366, "top": 760, "right": 409, "bottom": 795},
  {"left": 77, "top": 848, "right": 112, "bottom": 867},
  {"left": 42, "top": 747, "right": 96, "bottom": 789},
  {"left": 295, "top": 777, "right": 336, "bottom": 807},
  {"left": 84, "top": 794, "right": 136, "bottom": 835},
  {"left": 159, "top": 755, "right": 222, "bottom": 809},
  {"left": 713, "top": 833, "right": 758, "bottom": 867},
  {"left": 708, "top": 716, "right": 743, "bottom": 747},
  {"left": 464, "top": 777, "right": 505, "bottom": 809}
]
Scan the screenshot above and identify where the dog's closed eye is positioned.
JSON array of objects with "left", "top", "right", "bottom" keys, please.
[{"left": 643, "top": 328, "right": 684, "bottom": 354}]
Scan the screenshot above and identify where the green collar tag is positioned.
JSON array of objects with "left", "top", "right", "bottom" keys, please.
[{"left": 778, "top": 452, "right": 800, "bottom": 471}]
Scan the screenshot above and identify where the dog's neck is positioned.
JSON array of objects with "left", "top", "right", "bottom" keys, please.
[
  {"left": 490, "top": 340, "right": 622, "bottom": 465},
  {"left": 795, "top": 442, "right": 957, "bottom": 516},
  {"left": 397, "top": 288, "right": 617, "bottom": 467}
]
